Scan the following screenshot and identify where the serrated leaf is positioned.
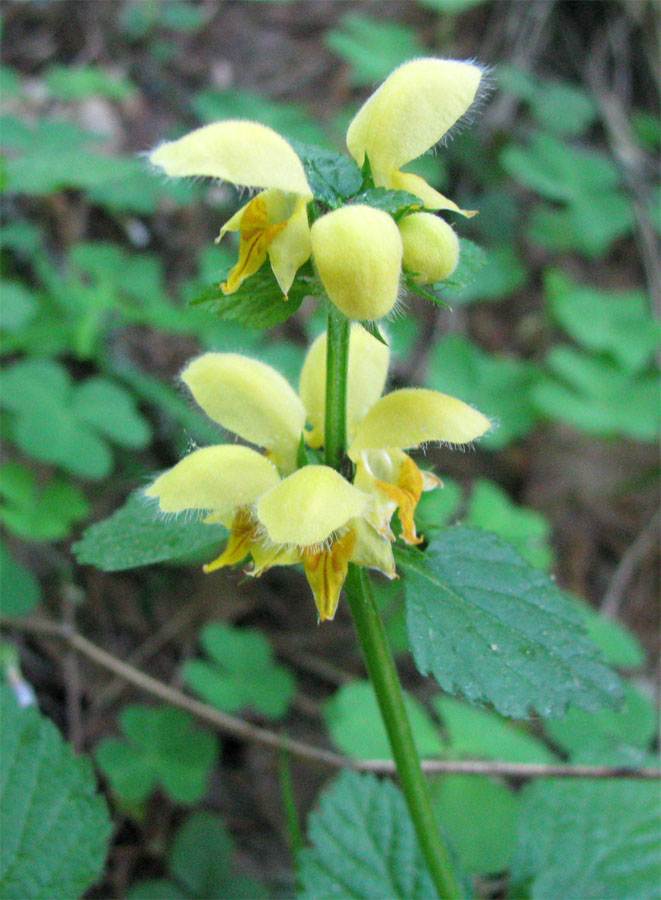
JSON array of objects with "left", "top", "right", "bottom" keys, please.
[
  {"left": 570, "top": 596, "right": 645, "bottom": 669},
  {"left": 182, "top": 623, "right": 296, "bottom": 719},
  {"left": 432, "top": 695, "right": 558, "bottom": 763},
  {"left": 289, "top": 140, "right": 362, "bottom": 207},
  {"left": 299, "top": 770, "right": 438, "bottom": 899},
  {"left": 73, "top": 491, "right": 227, "bottom": 571},
  {"left": 426, "top": 335, "right": 540, "bottom": 448},
  {"left": 323, "top": 680, "right": 445, "bottom": 759},
  {"left": 0, "top": 464, "right": 89, "bottom": 542},
  {"left": 511, "top": 755, "right": 661, "bottom": 899},
  {"left": 0, "top": 543, "right": 41, "bottom": 617},
  {"left": 543, "top": 683, "right": 658, "bottom": 756},
  {"left": 430, "top": 775, "right": 518, "bottom": 875},
  {"left": 0, "top": 689, "right": 112, "bottom": 899},
  {"left": 350, "top": 187, "right": 421, "bottom": 216},
  {"left": 402, "top": 527, "right": 622, "bottom": 718},
  {"left": 95, "top": 704, "right": 218, "bottom": 804},
  {"left": 192, "top": 262, "right": 312, "bottom": 328}
]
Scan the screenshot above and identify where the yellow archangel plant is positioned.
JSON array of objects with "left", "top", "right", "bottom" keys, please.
[
  {"left": 149, "top": 57, "right": 485, "bottom": 320},
  {"left": 146, "top": 326, "right": 490, "bottom": 621}
]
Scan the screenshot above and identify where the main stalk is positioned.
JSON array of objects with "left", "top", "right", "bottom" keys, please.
[{"left": 323, "top": 302, "right": 462, "bottom": 899}]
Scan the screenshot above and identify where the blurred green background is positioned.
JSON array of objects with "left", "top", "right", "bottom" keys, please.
[{"left": 1, "top": 1, "right": 659, "bottom": 897}]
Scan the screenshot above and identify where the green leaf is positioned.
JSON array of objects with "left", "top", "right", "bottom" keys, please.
[
  {"left": 193, "top": 88, "right": 328, "bottom": 147},
  {"left": 0, "top": 464, "right": 90, "bottom": 542},
  {"left": 43, "top": 64, "right": 135, "bottom": 101},
  {"left": 192, "top": 261, "right": 312, "bottom": 328},
  {"left": 418, "top": 0, "right": 486, "bottom": 11},
  {"left": 545, "top": 270, "right": 659, "bottom": 374},
  {"left": 73, "top": 491, "right": 227, "bottom": 571},
  {"left": 432, "top": 695, "right": 558, "bottom": 763},
  {"left": 183, "top": 623, "right": 296, "bottom": 719},
  {"left": 415, "top": 477, "right": 463, "bottom": 531},
  {"left": 94, "top": 704, "right": 218, "bottom": 804},
  {"left": 425, "top": 335, "right": 540, "bottom": 448},
  {"left": 466, "top": 479, "right": 554, "bottom": 570},
  {"left": 530, "top": 80, "right": 598, "bottom": 137},
  {"left": 430, "top": 775, "right": 518, "bottom": 875},
  {"left": 299, "top": 770, "right": 438, "bottom": 899},
  {"left": 71, "top": 378, "right": 152, "bottom": 448},
  {"left": 527, "top": 197, "right": 633, "bottom": 258},
  {"left": 543, "top": 683, "right": 658, "bottom": 756},
  {"left": 350, "top": 187, "right": 421, "bottom": 216},
  {"left": 0, "top": 689, "right": 112, "bottom": 899},
  {"left": 402, "top": 527, "right": 622, "bottom": 718},
  {"left": 502, "top": 132, "right": 621, "bottom": 203},
  {"left": 1, "top": 281, "right": 38, "bottom": 332},
  {"left": 129, "top": 811, "right": 266, "bottom": 899},
  {"left": 532, "top": 345, "right": 660, "bottom": 442},
  {"left": 326, "top": 13, "right": 425, "bottom": 86},
  {"left": 0, "top": 543, "right": 41, "bottom": 617},
  {"left": 570, "top": 596, "right": 646, "bottom": 669},
  {"left": 442, "top": 244, "right": 527, "bottom": 306},
  {"left": 510, "top": 757, "right": 661, "bottom": 899},
  {"left": 323, "top": 679, "right": 445, "bottom": 759},
  {"left": 1, "top": 360, "right": 151, "bottom": 479},
  {"left": 407, "top": 239, "right": 488, "bottom": 307},
  {"left": 289, "top": 140, "right": 362, "bottom": 207}
]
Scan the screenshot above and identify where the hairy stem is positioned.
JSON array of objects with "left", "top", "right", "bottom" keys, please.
[{"left": 323, "top": 308, "right": 462, "bottom": 899}]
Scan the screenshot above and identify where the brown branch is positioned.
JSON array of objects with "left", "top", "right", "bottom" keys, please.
[{"left": 5, "top": 616, "right": 659, "bottom": 781}]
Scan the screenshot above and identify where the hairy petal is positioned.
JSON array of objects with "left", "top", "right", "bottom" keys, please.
[
  {"left": 400, "top": 212, "right": 460, "bottom": 284},
  {"left": 299, "top": 324, "right": 390, "bottom": 447},
  {"left": 182, "top": 354, "right": 306, "bottom": 474},
  {"left": 256, "top": 465, "right": 369, "bottom": 546},
  {"left": 348, "top": 388, "right": 491, "bottom": 458},
  {"left": 145, "top": 445, "right": 280, "bottom": 515},
  {"left": 150, "top": 120, "right": 312, "bottom": 196},
  {"left": 346, "top": 58, "right": 483, "bottom": 176},
  {"left": 311, "top": 205, "right": 403, "bottom": 320}
]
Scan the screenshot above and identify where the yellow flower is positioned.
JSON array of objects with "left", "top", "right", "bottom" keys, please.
[
  {"left": 150, "top": 120, "right": 313, "bottom": 296},
  {"left": 300, "top": 325, "right": 491, "bottom": 547},
  {"left": 310, "top": 205, "right": 403, "bottom": 320},
  {"left": 346, "top": 58, "right": 483, "bottom": 215},
  {"left": 145, "top": 327, "right": 490, "bottom": 622},
  {"left": 399, "top": 212, "right": 460, "bottom": 284},
  {"left": 144, "top": 350, "right": 391, "bottom": 621}
]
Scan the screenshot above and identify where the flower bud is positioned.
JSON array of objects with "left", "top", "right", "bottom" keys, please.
[
  {"left": 311, "top": 205, "right": 403, "bottom": 320},
  {"left": 399, "top": 213, "right": 459, "bottom": 284}
]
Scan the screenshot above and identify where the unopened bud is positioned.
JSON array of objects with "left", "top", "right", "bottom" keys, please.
[
  {"left": 311, "top": 205, "right": 402, "bottom": 320},
  {"left": 399, "top": 213, "right": 459, "bottom": 284}
]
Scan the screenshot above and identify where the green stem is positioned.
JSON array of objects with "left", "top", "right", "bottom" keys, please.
[
  {"left": 324, "top": 301, "right": 350, "bottom": 470},
  {"left": 345, "top": 566, "right": 462, "bottom": 899},
  {"left": 323, "top": 306, "right": 462, "bottom": 899}
]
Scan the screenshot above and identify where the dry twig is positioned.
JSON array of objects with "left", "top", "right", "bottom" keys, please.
[{"left": 4, "top": 616, "right": 659, "bottom": 782}]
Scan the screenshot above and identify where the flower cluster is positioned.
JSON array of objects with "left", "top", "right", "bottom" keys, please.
[
  {"left": 146, "top": 327, "right": 490, "bottom": 621},
  {"left": 146, "top": 57, "right": 490, "bottom": 621},
  {"left": 150, "top": 58, "right": 485, "bottom": 320}
]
